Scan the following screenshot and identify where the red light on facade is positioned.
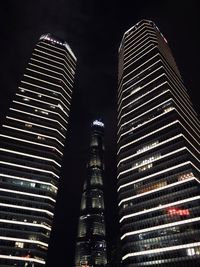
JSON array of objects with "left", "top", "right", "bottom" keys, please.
[{"left": 167, "top": 208, "right": 189, "bottom": 216}]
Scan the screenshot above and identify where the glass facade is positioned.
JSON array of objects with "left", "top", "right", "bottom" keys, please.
[
  {"left": 75, "top": 120, "right": 108, "bottom": 267},
  {"left": 0, "top": 33, "right": 76, "bottom": 266},
  {"left": 117, "top": 20, "right": 200, "bottom": 267}
]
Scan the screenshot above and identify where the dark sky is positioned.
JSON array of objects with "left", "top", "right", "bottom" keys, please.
[{"left": 0, "top": 1, "right": 199, "bottom": 266}]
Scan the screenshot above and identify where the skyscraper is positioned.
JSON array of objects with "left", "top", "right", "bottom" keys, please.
[
  {"left": 117, "top": 20, "right": 200, "bottom": 266},
  {"left": 0, "top": 33, "right": 76, "bottom": 266},
  {"left": 75, "top": 119, "right": 108, "bottom": 267}
]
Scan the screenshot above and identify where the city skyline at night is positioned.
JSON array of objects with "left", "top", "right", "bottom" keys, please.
[{"left": 0, "top": 2, "right": 199, "bottom": 267}]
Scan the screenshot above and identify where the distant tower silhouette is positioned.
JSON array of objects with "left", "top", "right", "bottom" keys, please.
[
  {"left": 117, "top": 20, "right": 200, "bottom": 266},
  {"left": 0, "top": 33, "right": 76, "bottom": 266},
  {"left": 75, "top": 119, "right": 108, "bottom": 267}
]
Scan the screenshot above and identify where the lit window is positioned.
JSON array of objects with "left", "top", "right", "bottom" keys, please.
[
  {"left": 30, "top": 182, "right": 36, "bottom": 187},
  {"left": 41, "top": 110, "right": 49, "bottom": 115},
  {"left": 138, "top": 163, "right": 153, "bottom": 172},
  {"left": 37, "top": 136, "right": 45, "bottom": 141},
  {"left": 178, "top": 172, "right": 194, "bottom": 181},
  {"left": 25, "top": 123, "right": 32, "bottom": 128},
  {"left": 15, "top": 242, "right": 24, "bottom": 248}
]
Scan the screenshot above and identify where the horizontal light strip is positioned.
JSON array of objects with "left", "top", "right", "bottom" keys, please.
[
  {"left": 118, "top": 108, "right": 175, "bottom": 143},
  {"left": 121, "top": 216, "right": 200, "bottom": 240},
  {"left": 118, "top": 65, "right": 163, "bottom": 111},
  {"left": 20, "top": 81, "right": 70, "bottom": 111},
  {"left": 0, "top": 134, "right": 63, "bottom": 156},
  {"left": 118, "top": 83, "right": 168, "bottom": 126},
  {"left": 30, "top": 57, "right": 73, "bottom": 84},
  {"left": 118, "top": 119, "right": 178, "bottom": 154},
  {"left": 32, "top": 52, "right": 73, "bottom": 85},
  {"left": 120, "top": 195, "right": 200, "bottom": 223},
  {"left": 0, "top": 254, "right": 45, "bottom": 264},
  {"left": 118, "top": 58, "right": 161, "bottom": 103},
  {"left": 1, "top": 147, "right": 61, "bottom": 166},
  {"left": 0, "top": 236, "right": 48, "bottom": 247},
  {"left": 0, "top": 219, "right": 51, "bottom": 231},
  {"left": 124, "top": 42, "right": 155, "bottom": 70},
  {"left": 29, "top": 61, "right": 73, "bottom": 86},
  {"left": 117, "top": 146, "right": 185, "bottom": 178},
  {"left": 123, "top": 53, "right": 158, "bottom": 86},
  {"left": 119, "top": 79, "right": 198, "bottom": 132},
  {"left": 23, "top": 74, "right": 71, "bottom": 105},
  {"left": 16, "top": 92, "right": 69, "bottom": 118},
  {"left": 0, "top": 173, "right": 58, "bottom": 189},
  {"left": 0, "top": 161, "right": 59, "bottom": 179},
  {"left": 118, "top": 81, "right": 166, "bottom": 121},
  {"left": 119, "top": 98, "right": 171, "bottom": 135},
  {"left": 118, "top": 133, "right": 182, "bottom": 167},
  {"left": 118, "top": 161, "right": 199, "bottom": 192},
  {"left": 124, "top": 45, "right": 155, "bottom": 73},
  {"left": 118, "top": 72, "right": 165, "bottom": 114},
  {"left": 124, "top": 34, "right": 156, "bottom": 64},
  {"left": 119, "top": 176, "right": 196, "bottom": 206},
  {"left": 124, "top": 27, "right": 154, "bottom": 56},
  {"left": 124, "top": 23, "right": 153, "bottom": 47},
  {"left": 0, "top": 203, "right": 53, "bottom": 216},
  {"left": 122, "top": 241, "right": 200, "bottom": 260},
  {"left": 39, "top": 40, "right": 77, "bottom": 62},
  {"left": 6, "top": 115, "right": 65, "bottom": 139},
  {"left": 3, "top": 124, "right": 64, "bottom": 148},
  {"left": 123, "top": 23, "right": 150, "bottom": 45},
  {"left": 119, "top": 57, "right": 196, "bottom": 126},
  {"left": 36, "top": 43, "right": 75, "bottom": 71},
  {"left": 26, "top": 67, "right": 72, "bottom": 98},
  {"left": 118, "top": 119, "right": 199, "bottom": 159},
  {"left": 118, "top": 131, "right": 199, "bottom": 167},
  {"left": 9, "top": 108, "right": 67, "bottom": 131},
  {"left": 13, "top": 99, "right": 68, "bottom": 125},
  {"left": 0, "top": 187, "right": 56, "bottom": 203},
  {"left": 34, "top": 48, "right": 72, "bottom": 73}
]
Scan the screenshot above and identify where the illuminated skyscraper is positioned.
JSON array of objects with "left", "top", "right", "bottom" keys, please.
[
  {"left": 75, "top": 120, "right": 108, "bottom": 267},
  {"left": 117, "top": 20, "right": 200, "bottom": 266},
  {"left": 0, "top": 33, "right": 76, "bottom": 266}
]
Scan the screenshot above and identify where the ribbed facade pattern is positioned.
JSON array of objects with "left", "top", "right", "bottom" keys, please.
[
  {"left": 75, "top": 120, "right": 107, "bottom": 267},
  {"left": 0, "top": 33, "right": 76, "bottom": 266},
  {"left": 117, "top": 20, "right": 200, "bottom": 267}
]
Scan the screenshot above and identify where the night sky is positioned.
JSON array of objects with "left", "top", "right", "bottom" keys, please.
[{"left": 0, "top": 1, "right": 199, "bottom": 266}]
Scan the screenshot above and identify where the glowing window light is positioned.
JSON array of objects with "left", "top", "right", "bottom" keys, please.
[
  {"left": 168, "top": 208, "right": 190, "bottom": 216},
  {"left": 93, "top": 120, "right": 104, "bottom": 128}
]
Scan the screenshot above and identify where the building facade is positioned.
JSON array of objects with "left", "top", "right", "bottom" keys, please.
[
  {"left": 75, "top": 120, "right": 108, "bottom": 267},
  {"left": 117, "top": 20, "right": 200, "bottom": 266},
  {"left": 0, "top": 33, "right": 76, "bottom": 266}
]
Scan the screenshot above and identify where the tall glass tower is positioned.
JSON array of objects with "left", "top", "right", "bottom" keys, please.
[
  {"left": 117, "top": 20, "right": 200, "bottom": 266},
  {"left": 0, "top": 33, "right": 76, "bottom": 266},
  {"left": 75, "top": 120, "right": 108, "bottom": 267}
]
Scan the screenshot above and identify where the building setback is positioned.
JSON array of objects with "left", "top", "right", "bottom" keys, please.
[
  {"left": 75, "top": 120, "right": 108, "bottom": 267},
  {"left": 117, "top": 20, "right": 200, "bottom": 266},
  {"left": 0, "top": 33, "right": 76, "bottom": 266}
]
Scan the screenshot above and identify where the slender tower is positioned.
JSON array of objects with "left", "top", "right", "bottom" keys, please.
[
  {"left": 117, "top": 20, "right": 200, "bottom": 266},
  {"left": 0, "top": 33, "right": 76, "bottom": 266},
  {"left": 75, "top": 120, "right": 108, "bottom": 267}
]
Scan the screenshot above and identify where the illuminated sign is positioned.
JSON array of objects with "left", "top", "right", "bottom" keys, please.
[
  {"left": 93, "top": 120, "right": 104, "bottom": 127},
  {"left": 167, "top": 208, "right": 189, "bottom": 216}
]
